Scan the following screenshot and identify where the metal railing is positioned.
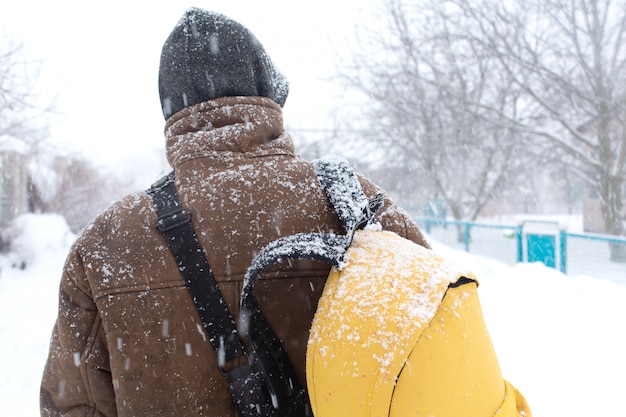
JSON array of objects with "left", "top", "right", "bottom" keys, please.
[{"left": 414, "top": 218, "right": 626, "bottom": 284}]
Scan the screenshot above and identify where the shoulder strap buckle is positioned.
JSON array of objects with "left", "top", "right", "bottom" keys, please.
[{"left": 156, "top": 207, "right": 192, "bottom": 232}]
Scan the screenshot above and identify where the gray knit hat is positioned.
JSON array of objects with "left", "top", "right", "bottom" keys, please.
[{"left": 158, "top": 8, "right": 289, "bottom": 120}]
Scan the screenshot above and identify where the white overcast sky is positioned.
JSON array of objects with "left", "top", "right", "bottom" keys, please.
[{"left": 1, "top": 0, "right": 378, "bottom": 167}]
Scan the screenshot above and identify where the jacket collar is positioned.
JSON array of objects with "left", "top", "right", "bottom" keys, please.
[{"left": 164, "top": 96, "right": 295, "bottom": 168}]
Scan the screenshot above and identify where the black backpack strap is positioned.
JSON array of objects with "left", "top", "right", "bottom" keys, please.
[
  {"left": 148, "top": 172, "right": 288, "bottom": 417},
  {"left": 312, "top": 157, "right": 384, "bottom": 239},
  {"left": 241, "top": 233, "right": 348, "bottom": 325},
  {"left": 147, "top": 172, "right": 246, "bottom": 363},
  {"left": 240, "top": 157, "right": 382, "bottom": 336},
  {"left": 238, "top": 158, "right": 384, "bottom": 416},
  {"left": 239, "top": 233, "right": 346, "bottom": 417}
]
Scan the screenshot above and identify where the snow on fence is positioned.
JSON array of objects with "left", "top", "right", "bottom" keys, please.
[{"left": 415, "top": 218, "right": 626, "bottom": 285}]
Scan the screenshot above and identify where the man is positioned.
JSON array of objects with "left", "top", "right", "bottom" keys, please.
[{"left": 40, "top": 8, "right": 428, "bottom": 416}]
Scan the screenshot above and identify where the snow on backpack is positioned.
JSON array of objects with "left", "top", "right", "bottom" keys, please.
[{"left": 240, "top": 157, "right": 531, "bottom": 417}]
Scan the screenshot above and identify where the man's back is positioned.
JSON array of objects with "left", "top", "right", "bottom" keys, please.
[
  {"left": 40, "top": 8, "right": 428, "bottom": 416},
  {"left": 41, "top": 95, "right": 427, "bottom": 416}
]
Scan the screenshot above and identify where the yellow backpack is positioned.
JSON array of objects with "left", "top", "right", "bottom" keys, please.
[
  {"left": 241, "top": 157, "right": 531, "bottom": 417},
  {"left": 307, "top": 227, "right": 530, "bottom": 417}
]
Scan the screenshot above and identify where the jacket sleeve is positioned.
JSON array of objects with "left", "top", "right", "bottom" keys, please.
[
  {"left": 40, "top": 246, "right": 116, "bottom": 417},
  {"left": 357, "top": 174, "right": 431, "bottom": 249}
]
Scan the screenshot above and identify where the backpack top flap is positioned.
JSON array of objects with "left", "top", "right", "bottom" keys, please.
[{"left": 305, "top": 227, "right": 474, "bottom": 417}]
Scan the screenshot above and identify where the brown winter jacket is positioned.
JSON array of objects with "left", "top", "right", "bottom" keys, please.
[{"left": 40, "top": 96, "right": 429, "bottom": 417}]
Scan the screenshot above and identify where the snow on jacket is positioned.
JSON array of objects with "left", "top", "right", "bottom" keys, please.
[{"left": 40, "top": 96, "right": 429, "bottom": 417}]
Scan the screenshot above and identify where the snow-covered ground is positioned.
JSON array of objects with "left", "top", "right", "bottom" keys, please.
[{"left": 1, "top": 214, "right": 625, "bottom": 416}]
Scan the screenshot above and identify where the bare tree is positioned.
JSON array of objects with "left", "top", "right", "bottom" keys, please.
[
  {"left": 1, "top": 34, "right": 127, "bottom": 234},
  {"left": 27, "top": 151, "right": 135, "bottom": 233},
  {"left": 0, "top": 34, "right": 53, "bottom": 233},
  {"left": 447, "top": 0, "right": 626, "bottom": 258},
  {"left": 0, "top": 35, "right": 51, "bottom": 145},
  {"left": 334, "top": 0, "right": 529, "bottom": 236}
]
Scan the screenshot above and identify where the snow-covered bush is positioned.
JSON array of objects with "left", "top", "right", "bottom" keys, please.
[{"left": 0, "top": 213, "right": 74, "bottom": 269}]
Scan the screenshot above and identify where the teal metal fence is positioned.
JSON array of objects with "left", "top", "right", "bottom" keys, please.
[{"left": 415, "top": 218, "right": 626, "bottom": 285}]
